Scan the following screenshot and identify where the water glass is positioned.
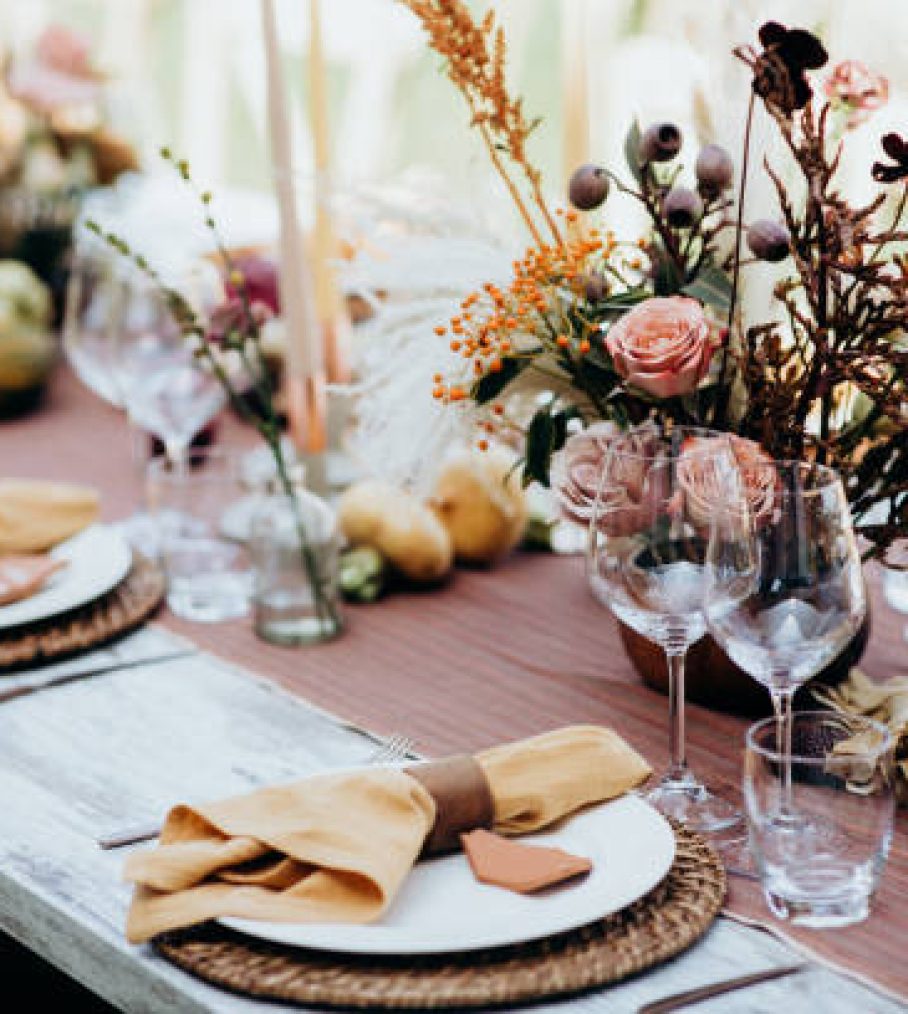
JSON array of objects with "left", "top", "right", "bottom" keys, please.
[
  {"left": 744, "top": 710, "right": 895, "bottom": 928},
  {"left": 147, "top": 449, "right": 252, "bottom": 622}
]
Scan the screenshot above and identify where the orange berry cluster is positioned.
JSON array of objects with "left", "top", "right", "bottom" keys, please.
[
  {"left": 429, "top": 225, "right": 622, "bottom": 450},
  {"left": 432, "top": 229, "right": 608, "bottom": 403}
]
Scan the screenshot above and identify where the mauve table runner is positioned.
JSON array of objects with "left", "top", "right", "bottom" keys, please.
[{"left": 7, "top": 366, "right": 908, "bottom": 1000}]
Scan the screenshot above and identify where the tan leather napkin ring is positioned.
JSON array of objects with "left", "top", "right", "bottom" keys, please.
[{"left": 406, "top": 756, "right": 494, "bottom": 856}]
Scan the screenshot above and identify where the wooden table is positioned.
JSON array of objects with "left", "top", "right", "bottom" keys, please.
[{"left": 3, "top": 367, "right": 908, "bottom": 1010}]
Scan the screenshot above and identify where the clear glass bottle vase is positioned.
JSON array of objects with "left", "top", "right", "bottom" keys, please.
[{"left": 249, "top": 483, "right": 343, "bottom": 646}]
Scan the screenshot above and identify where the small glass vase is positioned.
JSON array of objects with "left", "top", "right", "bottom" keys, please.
[{"left": 249, "top": 485, "right": 343, "bottom": 646}]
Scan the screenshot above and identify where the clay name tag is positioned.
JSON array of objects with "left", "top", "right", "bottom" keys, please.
[
  {"left": 0, "top": 555, "right": 66, "bottom": 606},
  {"left": 461, "top": 828, "right": 593, "bottom": 894}
]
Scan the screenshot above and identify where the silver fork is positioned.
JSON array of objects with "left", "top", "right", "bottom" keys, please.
[{"left": 97, "top": 732, "right": 417, "bottom": 850}]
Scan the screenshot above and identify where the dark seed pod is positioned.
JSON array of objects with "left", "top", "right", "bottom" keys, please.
[
  {"left": 663, "top": 187, "right": 703, "bottom": 228},
  {"left": 695, "top": 144, "right": 734, "bottom": 195},
  {"left": 746, "top": 220, "right": 791, "bottom": 262},
  {"left": 568, "top": 164, "right": 610, "bottom": 210},
  {"left": 582, "top": 272, "right": 607, "bottom": 303},
  {"left": 639, "top": 122, "right": 682, "bottom": 163}
]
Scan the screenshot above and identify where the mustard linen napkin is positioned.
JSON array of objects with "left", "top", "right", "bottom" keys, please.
[
  {"left": 0, "top": 479, "right": 99, "bottom": 554},
  {"left": 124, "top": 725, "right": 651, "bottom": 943}
]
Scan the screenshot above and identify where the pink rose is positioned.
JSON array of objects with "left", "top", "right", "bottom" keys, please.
[
  {"left": 225, "top": 255, "right": 280, "bottom": 315},
  {"left": 825, "top": 60, "right": 889, "bottom": 129},
  {"left": 36, "top": 26, "right": 95, "bottom": 78},
  {"left": 678, "top": 434, "right": 778, "bottom": 530},
  {"left": 7, "top": 26, "right": 100, "bottom": 113},
  {"left": 551, "top": 421, "right": 665, "bottom": 534},
  {"left": 604, "top": 297, "right": 716, "bottom": 399},
  {"left": 206, "top": 297, "right": 272, "bottom": 346}
]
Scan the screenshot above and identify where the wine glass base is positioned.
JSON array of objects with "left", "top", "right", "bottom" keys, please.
[
  {"left": 646, "top": 777, "right": 743, "bottom": 834},
  {"left": 113, "top": 512, "right": 161, "bottom": 560}
]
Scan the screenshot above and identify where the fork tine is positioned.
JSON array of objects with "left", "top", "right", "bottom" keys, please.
[{"left": 367, "top": 733, "right": 415, "bottom": 765}]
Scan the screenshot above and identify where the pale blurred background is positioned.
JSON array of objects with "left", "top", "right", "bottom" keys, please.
[{"left": 2, "top": 0, "right": 906, "bottom": 206}]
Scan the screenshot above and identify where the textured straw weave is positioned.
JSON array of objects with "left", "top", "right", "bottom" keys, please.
[
  {"left": 0, "top": 556, "right": 165, "bottom": 670},
  {"left": 155, "top": 823, "right": 725, "bottom": 1010}
]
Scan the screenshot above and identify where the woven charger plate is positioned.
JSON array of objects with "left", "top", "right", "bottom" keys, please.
[
  {"left": 0, "top": 556, "right": 166, "bottom": 670},
  {"left": 155, "top": 823, "right": 725, "bottom": 1010}
]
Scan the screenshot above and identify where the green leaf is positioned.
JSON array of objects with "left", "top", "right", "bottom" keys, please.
[
  {"left": 524, "top": 408, "right": 554, "bottom": 487},
  {"left": 472, "top": 356, "right": 529, "bottom": 404},
  {"left": 624, "top": 119, "right": 643, "bottom": 185},
  {"left": 523, "top": 403, "right": 582, "bottom": 488},
  {"left": 652, "top": 254, "right": 683, "bottom": 296},
  {"left": 681, "top": 265, "right": 733, "bottom": 313}
]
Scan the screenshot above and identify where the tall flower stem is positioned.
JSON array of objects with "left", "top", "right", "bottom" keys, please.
[
  {"left": 268, "top": 433, "right": 339, "bottom": 630},
  {"left": 713, "top": 89, "right": 756, "bottom": 428}
]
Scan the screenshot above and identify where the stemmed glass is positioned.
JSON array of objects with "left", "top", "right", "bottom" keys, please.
[
  {"left": 65, "top": 249, "right": 226, "bottom": 463},
  {"left": 63, "top": 248, "right": 227, "bottom": 549},
  {"left": 704, "top": 460, "right": 867, "bottom": 819},
  {"left": 587, "top": 425, "right": 742, "bottom": 832},
  {"left": 109, "top": 284, "right": 226, "bottom": 465}
]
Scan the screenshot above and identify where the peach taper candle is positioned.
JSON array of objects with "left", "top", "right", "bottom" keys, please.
[
  {"left": 261, "top": 0, "right": 327, "bottom": 455},
  {"left": 308, "top": 0, "right": 350, "bottom": 384}
]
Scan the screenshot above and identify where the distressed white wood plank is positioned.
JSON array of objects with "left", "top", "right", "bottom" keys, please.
[
  {"left": 0, "top": 625, "right": 196, "bottom": 696},
  {"left": 0, "top": 629, "right": 901, "bottom": 1013}
]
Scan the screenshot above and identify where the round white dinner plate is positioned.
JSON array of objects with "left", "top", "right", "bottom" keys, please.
[
  {"left": 221, "top": 792, "right": 675, "bottom": 956},
  {"left": 0, "top": 523, "right": 132, "bottom": 631}
]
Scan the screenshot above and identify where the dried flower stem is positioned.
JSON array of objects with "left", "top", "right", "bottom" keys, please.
[
  {"left": 714, "top": 89, "right": 756, "bottom": 428},
  {"left": 475, "top": 116, "right": 545, "bottom": 246}
]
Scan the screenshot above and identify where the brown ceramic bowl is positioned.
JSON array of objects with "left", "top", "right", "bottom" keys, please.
[{"left": 618, "top": 611, "right": 870, "bottom": 718}]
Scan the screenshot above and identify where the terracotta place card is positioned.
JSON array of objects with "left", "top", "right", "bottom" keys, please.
[
  {"left": 460, "top": 828, "right": 592, "bottom": 894},
  {"left": 0, "top": 555, "right": 66, "bottom": 606}
]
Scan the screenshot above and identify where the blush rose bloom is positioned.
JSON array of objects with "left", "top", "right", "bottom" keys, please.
[
  {"left": 678, "top": 435, "right": 778, "bottom": 530},
  {"left": 824, "top": 60, "right": 889, "bottom": 129},
  {"left": 205, "top": 297, "right": 273, "bottom": 346},
  {"left": 604, "top": 297, "right": 717, "bottom": 399},
  {"left": 551, "top": 421, "right": 664, "bottom": 535},
  {"left": 7, "top": 26, "right": 100, "bottom": 113}
]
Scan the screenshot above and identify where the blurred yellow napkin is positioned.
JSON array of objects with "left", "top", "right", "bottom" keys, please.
[
  {"left": 124, "top": 725, "right": 651, "bottom": 943},
  {"left": 0, "top": 479, "right": 99, "bottom": 554}
]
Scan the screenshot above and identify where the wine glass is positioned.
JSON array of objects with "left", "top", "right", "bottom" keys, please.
[
  {"left": 63, "top": 248, "right": 226, "bottom": 552},
  {"left": 110, "top": 289, "right": 226, "bottom": 466},
  {"left": 587, "top": 425, "right": 742, "bottom": 832},
  {"left": 704, "top": 460, "right": 867, "bottom": 820},
  {"left": 63, "top": 251, "right": 128, "bottom": 409}
]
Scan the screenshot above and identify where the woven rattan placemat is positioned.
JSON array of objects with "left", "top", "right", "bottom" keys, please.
[
  {"left": 155, "top": 823, "right": 725, "bottom": 1009},
  {"left": 0, "top": 556, "right": 166, "bottom": 670}
]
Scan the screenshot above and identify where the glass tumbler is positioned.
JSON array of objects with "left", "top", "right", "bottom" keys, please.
[
  {"left": 249, "top": 485, "right": 342, "bottom": 646},
  {"left": 147, "top": 449, "right": 253, "bottom": 622},
  {"left": 744, "top": 710, "right": 895, "bottom": 928}
]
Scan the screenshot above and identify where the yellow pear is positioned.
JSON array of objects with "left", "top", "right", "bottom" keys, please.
[{"left": 431, "top": 445, "right": 528, "bottom": 565}]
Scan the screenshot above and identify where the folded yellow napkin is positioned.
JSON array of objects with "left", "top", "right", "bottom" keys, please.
[
  {"left": 124, "top": 725, "right": 651, "bottom": 943},
  {"left": 0, "top": 479, "right": 99, "bottom": 554}
]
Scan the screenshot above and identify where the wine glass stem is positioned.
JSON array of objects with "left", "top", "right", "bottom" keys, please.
[
  {"left": 770, "top": 686, "right": 796, "bottom": 815},
  {"left": 666, "top": 648, "right": 689, "bottom": 782},
  {"left": 165, "top": 439, "right": 187, "bottom": 468}
]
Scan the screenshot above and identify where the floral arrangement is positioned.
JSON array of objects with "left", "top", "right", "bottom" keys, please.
[
  {"left": 399, "top": 2, "right": 908, "bottom": 565},
  {"left": 0, "top": 25, "right": 137, "bottom": 191}
]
